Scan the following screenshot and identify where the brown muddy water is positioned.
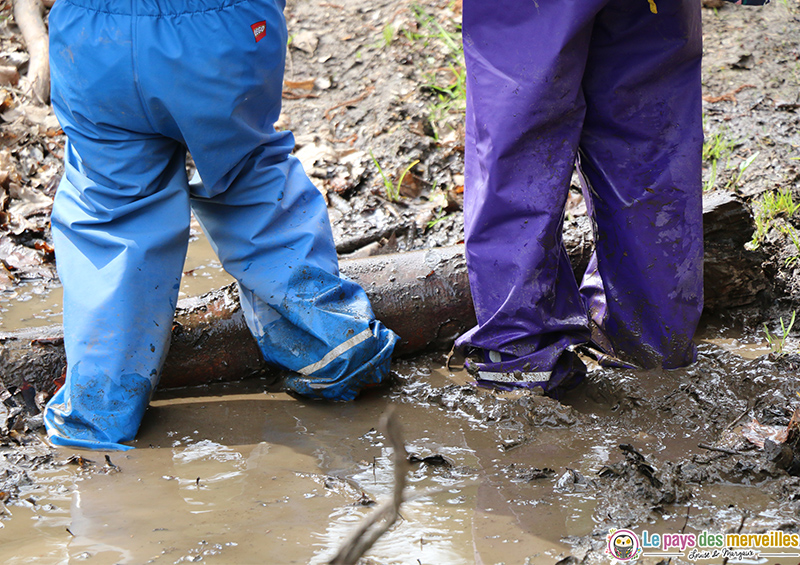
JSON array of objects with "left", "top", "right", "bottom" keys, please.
[
  {"left": 3, "top": 234, "right": 799, "bottom": 565},
  {"left": 3, "top": 348, "right": 796, "bottom": 565},
  {"left": 0, "top": 362, "right": 585, "bottom": 564}
]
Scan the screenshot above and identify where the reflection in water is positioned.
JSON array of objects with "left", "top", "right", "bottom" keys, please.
[
  {"left": 3, "top": 385, "right": 486, "bottom": 564},
  {"left": 309, "top": 444, "right": 474, "bottom": 565},
  {"left": 2, "top": 347, "right": 796, "bottom": 564},
  {"left": 0, "top": 232, "right": 790, "bottom": 563}
]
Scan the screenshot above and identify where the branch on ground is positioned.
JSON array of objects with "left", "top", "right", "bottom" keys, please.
[
  {"left": 329, "top": 406, "right": 410, "bottom": 565},
  {"left": 13, "top": 0, "right": 50, "bottom": 104}
]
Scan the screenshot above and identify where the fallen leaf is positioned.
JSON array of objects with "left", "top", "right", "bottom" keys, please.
[
  {"left": 292, "top": 30, "right": 319, "bottom": 55},
  {"left": 284, "top": 78, "right": 316, "bottom": 90},
  {"left": 742, "top": 418, "right": 789, "bottom": 449},
  {"left": 0, "top": 65, "right": 19, "bottom": 87}
]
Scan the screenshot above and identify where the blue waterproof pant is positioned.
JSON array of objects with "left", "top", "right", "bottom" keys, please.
[
  {"left": 456, "top": 0, "right": 704, "bottom": 390},
  {"left": 44, "top": 0, "right": 396, "bottom": 451}
]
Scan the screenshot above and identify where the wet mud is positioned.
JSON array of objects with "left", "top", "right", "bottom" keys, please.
[{"left": 5, "top": 333, "right": 800, "bottom": 565}]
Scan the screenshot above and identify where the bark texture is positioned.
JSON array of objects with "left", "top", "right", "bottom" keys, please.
[
  {"left": 13, "top": 0, "right": 49, "bottom": 104},
  {"left": 0, "top": 193, "right": 767, "bottom": 394}
]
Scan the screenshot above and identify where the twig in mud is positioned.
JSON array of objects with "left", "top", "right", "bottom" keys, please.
[
  {"left": 324, "top": 86, "right": 375, "bottom": 120},
  {"left": 331, "top": 133, "right": 358, "bottom": 146},
  {"left": 329, "top": 406, "right": 410, "bottom": 565},
  {"left": 667, "top": 505, "right": 692, "bottom": 565},
  {"left": 702, "top": 84, "right": 756, "bottom": 105},
  {"left": 697, "top": 442, "right": 746, "bottom": 456},
  {"left": 680, "top": 504, "right": 691, "bottom": 533},
  {"left": 282, "top": 92, "right": 320, "bottom": 100},
  {"left": 445, "top": 345, "right": 464, "bottom": 372},
  {"left": 723, "top": 404, "right": 752, "bottom": 433},
  {"left": 722, "top": 514, "right": 747, "bottom": 565}
]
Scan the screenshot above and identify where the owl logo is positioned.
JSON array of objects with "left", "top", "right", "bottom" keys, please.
[{"left": 606, "top": 529, "right": 643, "bottom": 562}]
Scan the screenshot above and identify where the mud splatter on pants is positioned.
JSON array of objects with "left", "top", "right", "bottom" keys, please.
[
  {"left": 44, "top": 0, "right": 396, "bottom": 450},
  {"left": 456, "top": 0, "right": 704, "bottom": 391}
]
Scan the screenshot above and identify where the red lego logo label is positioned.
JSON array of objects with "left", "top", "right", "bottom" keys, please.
[{"left": 251, "top": 21, "right": 267, "bottom": 43}]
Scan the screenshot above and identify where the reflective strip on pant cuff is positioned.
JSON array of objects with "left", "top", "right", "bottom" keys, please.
[
  {"left": 298, "top": 328, "right": 373, "bottom": 376},
  {"left": 478, "top": 371, "right": 551, "bottom": 383}
]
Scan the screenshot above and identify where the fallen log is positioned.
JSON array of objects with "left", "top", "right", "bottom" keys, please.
[
  {"left": 0, "top": 191, "right": 768, "bottom": 395},
  {"left": 0, "top": 246, "right": 475, "bottom": 393},
  {"left": 561, "top": 190, "right": 769, "bottom": 311},
  {"left": 701, "top": 190, "right": 769, "bottom": 310}
]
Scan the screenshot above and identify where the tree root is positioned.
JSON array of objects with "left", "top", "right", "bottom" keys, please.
[{"left": 13, "top": 0, "right": 50, "bottom": 104}]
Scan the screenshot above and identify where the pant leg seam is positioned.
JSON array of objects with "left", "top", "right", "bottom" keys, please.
[{"left": 57, "top": 0, "right": 252, "bottom": 17}]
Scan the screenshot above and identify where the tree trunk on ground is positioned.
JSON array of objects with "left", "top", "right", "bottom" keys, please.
[
  {"left": 0, "top": 191, "right": 768, "bottom": 395},
  {"left": 701, "top": 190, "right": 769, "bottom": 310},
  {"left": 0, "top": 246, "right": 475, "bottom": 393}
]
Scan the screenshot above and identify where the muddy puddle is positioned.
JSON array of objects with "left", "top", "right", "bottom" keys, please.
[
  {"left": 1, "top": 363, "right": 571, "bottom": 564},
  {"left": 3, "top": 0, "right": 800, "bottom": 560},
  {"left": 5, "top": 233, "right": 800, "bottom": 564},
  {"left": 5, "top": 339, "right": 800, "bottom": 565}
]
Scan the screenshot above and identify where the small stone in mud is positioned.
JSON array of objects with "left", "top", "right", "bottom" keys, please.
[
  {"left": 764, "top": 438, "right": 793, "bottom": 468},
  {"left": 101, "top": 454, "right": 120, "bottom": 474},
  {"left": 408, "top": 453, "right": 452, "bottom": 467},
  {"left": 503, "top": 464, "right": 556, "bottom": 483},
  {"left": 555, "top": 468, "right": 596, "bottom": 493}
]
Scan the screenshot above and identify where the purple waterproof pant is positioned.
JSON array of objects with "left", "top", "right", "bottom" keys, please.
[{"left": 456, "top": 0, "right": 704, "bottom": 386}]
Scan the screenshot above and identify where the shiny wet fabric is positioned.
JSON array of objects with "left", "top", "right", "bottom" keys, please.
[
  {"left": 44, "top": 0, "right": 396, "bottom": 451},
  {"left": 456, "top": 0, "right": 704, "bottom": 391}
]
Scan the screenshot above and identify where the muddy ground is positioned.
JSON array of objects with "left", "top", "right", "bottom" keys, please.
[{"left": 2, "top": 0, "right": 800, "bottom": 563}]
